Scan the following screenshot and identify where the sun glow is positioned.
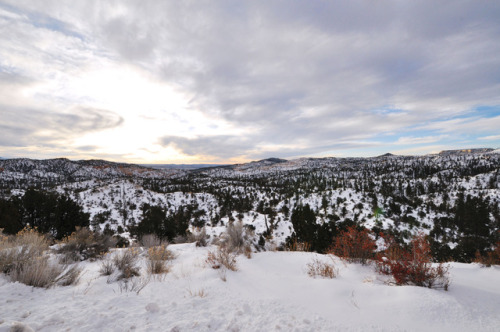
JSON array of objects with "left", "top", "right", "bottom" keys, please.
[{"left": 48, "top": 63, "right": 235, "bottom": 163}]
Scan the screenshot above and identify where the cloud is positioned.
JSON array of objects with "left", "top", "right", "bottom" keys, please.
[
  {"left": 0, "top": 106, "right": 123, "bottom": 147},
  {"left": 161, "top": 135, "right": 256, "bottom": 159},
  {"left": 479, "top": 135, "right": 500, "bottom": 141},
  {"left": 1, "top": 1, "right": 500, "bottom": 161},
  {"left": 395, "top": 135, "right": 448, "bottom": 145},
  {"left": 100, "top": 0, "right": 500, "bottom": 158}
]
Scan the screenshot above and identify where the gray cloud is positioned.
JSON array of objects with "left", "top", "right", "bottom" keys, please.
[
  {"left": 160, "top": 133, "right": 384, "bottom": 161},
  {"left": 2, "top": 0, "right": 500, "bottom": 160},
  {"left": 0, "top": 106, "right": 123, "bottom": 147},
  {"left": 161, "top": 135, "right": 256, "bottom": 159}
]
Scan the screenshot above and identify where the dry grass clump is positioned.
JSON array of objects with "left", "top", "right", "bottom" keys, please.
[
  {"left": 187, "top": 287, "right": 208, "bottom": 298},
  {"left": 1, "top": 227, "right": 49, "bottom": 274},
  {"left": 147, "top": 244, "right": 175, "bottom": 275},
  {"left": 9, "top": 255, "right": 63, "bottom": 288},
  {"left": 113, "top": 248, "right": 141, "bottom": 279},
  {"left": 307, "top": 258, "right": 338, "bottom": 279},
  {"left": 117, "top": 276, "right": 150, "bottom": 294},
  {"left": 99, "top": 258, "right": 115, "bottom": 276},
  {"left": 188, "top": 227, "right": 208, "bottom": 247},
  {"left": 206, "top": 247, "right": 238, "bottom": 272},
  {"left": 57, "top": 265, "right": 83, "bottom": 286},
  {"left": 57, "top": 227, "right": 116, "bottom": 263},
  {"left": 1, "top": 228, "right": 49, "bottom": 273},
  {"left": 220, "top": 221, "right": 252, "bottom": 257},
  {"left": 1, "top": 228, "right": 81, "bottom": 288},
  {"left": 286, "top": 239, "right": 311, "bottom": 252}
]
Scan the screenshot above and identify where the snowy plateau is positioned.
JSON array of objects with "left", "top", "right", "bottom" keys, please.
[{"left": 0, "top": 149, "right": 499, "bottom": 331}]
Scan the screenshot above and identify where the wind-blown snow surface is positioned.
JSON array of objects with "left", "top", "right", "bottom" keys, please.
[{"left": 1, "top": 245, "right": 499, "bottom": 332}]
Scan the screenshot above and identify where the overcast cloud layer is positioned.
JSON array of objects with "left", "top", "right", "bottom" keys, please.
[{"left": 1, "top": 1, "right": 499, "bottom": 163}]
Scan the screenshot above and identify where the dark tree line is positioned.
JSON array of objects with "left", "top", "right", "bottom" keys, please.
[
  {"left": 0, "top": 188, "right": 89, "bottom": 239},
  {"left": 128, "top": 203, "right": 190, "bottom": 241}
]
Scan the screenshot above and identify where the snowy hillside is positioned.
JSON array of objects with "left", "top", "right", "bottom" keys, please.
[
  {"left": 1, "top": 244, "right": 499, "bottom": 332},
  {"left": 1, "top": 149, "right": 499, "bottom": 261},
  {"left": 1, "top": 151, "right": 500, "bottom": 331}
]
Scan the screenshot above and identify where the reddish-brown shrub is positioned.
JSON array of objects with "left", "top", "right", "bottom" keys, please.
[
  {"left": 328, "top": 226, "right": 376, "bottom": 265},
  {"left": 474, "top": 242, "right": 500, "bottom": 267},
  {"left": 377, "top": 233, "right": 450, "bottom": 290}
]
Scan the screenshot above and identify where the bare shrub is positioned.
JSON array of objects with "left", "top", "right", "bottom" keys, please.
[
  {"left": 1, "top": 228, "right": 50, "bottom": 275},
  {"left": 140, "top": 234, "right": 165, "bottom": 248},
  {"left": 9, "top": 255, "right": 63, "bottom": 288},
  {"left": 56, "top": 265, "right": 83, "bottom": 286},
  {"left": 307, "top": 258, "right": 338, "bottom": 279},
  {"left": 206, "top": 247, "right": 238, "bottom": 272},
  {"left": 376, "top": 233, "right": 450, "bottom": 290},
  {"left": 57, "top": 227, "right": 116, "bottom": 262},
  {"left": 220, "top": 221, "right": 252, "bottom": 255},
  {"left": 117, "top": 276, "right": 150, "bottom": 294},
  {"left": 99, "top": 258, "right": 115, "bottom": 276},
  {"left": 1, "top": 228, "right": 83, "bottom": 288},
  {"left": 147, "top": 245, "right": 175, "bottom": 275},
  {"left": 188, "top": 227, "right": 208, "bottom": 247},
  {"left": 286, "top": 239, "right": 311, "bottom": 252},
  {"left": 113, "top": 248, "right": 141, "bottom": 279},
  {"left": 474, "top": 242, "right": 500, "bottom": 267},
  {"left": 329, "top": 226, "right": 376, "bottom": 265},
  {"left": 0, "top": 231, "right": 14, "bottom": 273}
]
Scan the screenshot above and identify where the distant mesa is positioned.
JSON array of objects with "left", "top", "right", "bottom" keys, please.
[
  {"left": 438, "top": 148, "right": 494, "bottom": 155},
  {"left": 378, "top": 153, "right": 395, "bottom": 157},
  {"left": 259, "top": 157, "right": 287, "bottom": 163},
  {"left": 245, "top": 158, "right": 288, "bottom": 166},
  {"left": 141, "top": 163, "right": 224, "bottom": 170}
]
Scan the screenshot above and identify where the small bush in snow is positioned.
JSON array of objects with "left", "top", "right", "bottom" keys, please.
[
  {"left": 117, "top": 276, "right": 150, "bottom": 294},
  {"left": 307, "top": 258, "right": 338, "bottom": 279},
  {"left": 9, "top": 255, "right": 63, "bottom": 288},
  {"left": 57, "top": 227, "right": 116, "bottom": 262},
  {"left": 1, "top": 228, "right": 82, "bottom": 287},
  {"left": 147, "top": 244, "right": 175, "bottom": 274},
  {"left": 140, "top": 234, "right": 165, "bottom": 248},
  {"left": 57, "top": 265, "right": 83, "bottom": 286},
  {"left": 474, "top": 242, "right": 500, "bottom": 267},
  {"left": 187, "top": 287, "right": 208, "bottom": 298},
  {"left": 99, "top": 258, "right": 115, "bottom": 276},
  {"left": 0, "top": 227, "right": 49, "bottom": 274},
  {"left": 286, "top": 238, "right": 311, "bottom": 252},
  {"left": 376, "top": 233, "right": 450, "bottom": 290},
  {"left": 206, "top": 247, "right": 238, "bottom": 272},
  {"left": 188, "top": 227, "right": 208, "bottom": 247},
  {"left": 113, "top": 248, "right": 141, "bottom": 279},
  {"left": 329, "top": 226, "right": 376, "bottom": 265},
  {"left": 220, "top": 221, "right": 252, "bottom": 257}
]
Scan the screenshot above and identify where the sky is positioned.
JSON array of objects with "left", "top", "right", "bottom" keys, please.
[{"left": 1, "top": 0, "right": 500, "bottom": 164}]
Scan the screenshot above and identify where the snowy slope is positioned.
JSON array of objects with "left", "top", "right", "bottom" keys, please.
[
  {"left": 0, "top": 245, "right": 499, "bottom": 332},
  {"left": 1, "top": 150, "right": 499, "bottom": 250}
]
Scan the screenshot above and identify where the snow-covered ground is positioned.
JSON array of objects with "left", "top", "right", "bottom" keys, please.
[{"left": 1, "top": 244, "right": 499, "bottom": 332}]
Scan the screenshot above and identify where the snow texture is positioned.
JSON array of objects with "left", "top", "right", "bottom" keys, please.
[{"left": 1, "top": 244, "right": 499, "bottom": 332}]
